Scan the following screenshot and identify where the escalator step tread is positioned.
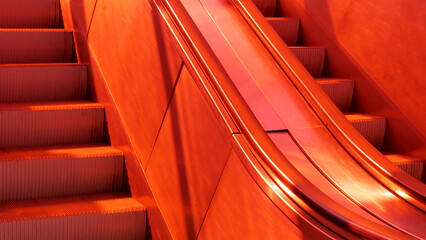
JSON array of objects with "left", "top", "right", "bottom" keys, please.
[
  {"left": 345, "top": 113, "right": 386, "bottom": 149},
  {"left": 0, "top": 193, "right": 146, "bottom": 239},
  {"left": 0, "top": 29, "right": 73, "bottom": 64},
  {"left": 266, "top": 17, "right": 300, "bottom": 46},
  {"left": 0, "top": 0, "right": 61, "bottom": 28},
  {"left": 0, "top": 64, "right": 87, "bottom": 102},
  {"left": 251, "top": 0, "right": 276, "bottom": 17},
  {"left": 290, "top": 46, "right": 325, "bottom": 77},
  {"left": 316, "top": 78, "right": 354, "bottom": 112},
  {"left": 0, "top": 145, "right": 124, "bottom": 201},
  {"left": 384, "top": 153, "right": 424, "bottom": 180},
  {"left": 0, "top": 101, "right": 104, "bottom": 148}
]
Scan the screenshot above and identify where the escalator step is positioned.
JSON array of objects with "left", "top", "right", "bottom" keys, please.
[
  {"left": 0, "top": 29, "right": 73, "bottom": 64},
  {"left": 0, "top": 64, "right": 87, "bottom": 102},
  {"left": 0, "top": 145, "right": 123, "bottom": 201},
  {"left": 345, "top": 113, "right": 386, "bottom": 149},
  {"left": 316, "top": 78, "right": 354, "bottom": 112},
  {"left": 0, "top": 0, "right": 60, "bottom": 28},
  {"left": 384, "top": 153, "right": 424, "bottom": 180},
  {"left": 266, "top": 17, "right": 300, "bottom": 46},
  {"left": 290, "top": 46, "right": 325, "bottom": 77},
  {"left": 251, "top": 0, "right": 276, "bottom": 17},
  {"left": 0, "top": 101, "right": 104, "bottom": 148},
  {"left": 0, "top": 193, "right": 146, "bottom": 240}
]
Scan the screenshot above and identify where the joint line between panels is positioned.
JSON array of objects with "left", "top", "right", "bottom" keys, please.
[
  {"left": 86, "top": 0, "right": 99, "bottom": 39},
  {"left": 145, "top": 61, "right": 185, "bottom": 171},
  {"left": 195, "top": 147, "right": 233, "bottom": 239}
]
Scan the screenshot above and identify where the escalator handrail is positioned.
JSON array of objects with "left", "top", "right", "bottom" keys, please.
[
  {"left": 153, "top": 0, "right": 418, "bottom": 238},
  {"left": 229, "top": 0, "right": 426, "bottom": 209}
]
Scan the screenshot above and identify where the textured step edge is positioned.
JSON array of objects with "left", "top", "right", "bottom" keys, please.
[
  {"left": 0, "top": 194, "right": 146, "bottom": 240},
  {"left": 290, "top": 47, "right": 325, "bottom": 77},
  {"left": 0, "top": 146, "right": 123, "bottom": 201},
  {"left": 0, "top": 193, "right": 145, "bottom": 220},
  {"left": 0, "top": 0, "right": 60, "bottom": 28},
  {"left": 0, "top": 145, "right": 122, "bottom": 160},
  {"left": 316, "top": 78, "right": 354, "bottom": 112},
  {"left": 0, "top": 30, "right": 73, "bottom": 64},
  {"left": 0, "top": 102, "right": 104, "bottom": 148},
  {"left": 345, "top": 113, "right": 386, "bottom": 149},
  {"left": 384, "top": 153, "right": 424, "bottom": 180},
  {"left": 0, "top": 63, "right": 87, "bottom": 68},
  {"left": 0, "top": 101, "right": 104, "bottom": 110},
  {"left": 0, "top": 64, "right": 87, "bottom": 102},
  {"left": 266, "top": 17, "right": 300, "bottom": 46},
  {"left": 0, "top": 212, "right": 146, "bottom": 240}
]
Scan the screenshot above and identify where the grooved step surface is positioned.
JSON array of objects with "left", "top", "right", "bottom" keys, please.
[
  {"left": 251, "top": 0, "right": 276, "bottom": 17},
  {"left": 0, "top": 146, "right": 123, "bottom": 201},
  {"left": 0, "top": 101, "right": 104, "bottom": 148},
  {"left": 0, "top": 193, "right": 146, "bottom": 240},
  {"left": 345, "top": 113, "right": 386, "bottom": 149},
  {"left": 0, "top": 30, "right": 73, "bottom": 64},
  {"left": 0, "top": 64, "right": 87, "bottom": 102},
  {"left": 290, "top": 47, "right": 325, "bottom": 77},
  {"left": 266, "top": 17, "right": 300, "bottom": 46},
  {"left": 316, "top": 78, "right": 354, "bottom": 112},
  {"left": 385, "top": 153, "right": 424, "bottom": 180},
  {"left": 0, "top": 0, "right": 60, "bottom": 28}
]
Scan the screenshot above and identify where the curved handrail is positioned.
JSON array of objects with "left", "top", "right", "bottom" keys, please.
[
  {"left": 229, "top": 0, "right": 426, "bottom": 210},
  {"left": 152, "top": 0, "right": 417, "bottom": 238}
]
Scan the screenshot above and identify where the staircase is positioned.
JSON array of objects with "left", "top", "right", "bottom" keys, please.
[
  {"left": 0, "top": 1, "right": 146, "bottom": 239},
  {"left": 251, "top": 0, "right": 424, "bottom": 181}
]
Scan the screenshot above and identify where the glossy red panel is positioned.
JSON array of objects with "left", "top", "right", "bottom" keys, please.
[
  {"left": 146, "top": 66, "right": 232, "bottom": 240},
  {"left": 268, "top": 132, "right": 386, "bottom": 225},
  {"left": 290, "top": 126, "right": 426, "bottom": 238},
  {"left": 87, "top": 0, "right": 182, "bottom": 165},
  {"left": 198, "top": 150, "right": 308, "bottom": 240},
  {"left": 189, "top": 0, "right": 323, "bottom": 130},
  {"left": 85, "top": 50, "right": 173, "bottom": 240},
  {"left": 60, "top": 0, "right": 175, "bottom": 238},
  {"left": 178, "top": 0, "right": 286, "bottom": 131}
]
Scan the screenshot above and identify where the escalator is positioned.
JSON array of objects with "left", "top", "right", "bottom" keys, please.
[
  {"left": 165, "top": 0, "right": 425, "bottom": 238},
  {"left": 251, "top": 0, "right": 424, "bottom": 181},
  {"left": 0, "top": 1, "right": 146, "bottom": 238},
  {"left": 1, "top": 0, "right": 424, "bottom": 239}
]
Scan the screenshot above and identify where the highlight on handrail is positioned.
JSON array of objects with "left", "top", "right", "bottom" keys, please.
[
  {"left": 228, "top": 0, "right": 426, "bottom": 210},
  {"left": 152, "top": 0, "right": 420, "bottom": 238}
]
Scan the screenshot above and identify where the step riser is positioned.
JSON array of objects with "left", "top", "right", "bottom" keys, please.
[
  {"left": 0, "top": 0, "right": 60, "bottom": 28},
  {"left": 347, "top": 116, "right": 386, "bottom": 149},
  {"left": 0, "top": 212, "right": 146, "bottom": 240},
  {"left": 267, "top": 18, "right": 299, "bottom": 46},
  {"left": 395, "top": 161, "right": 424, "bottom": 181},
  {"left": 251, "top": 0, "right": 276, "bottom": 17},
  {"left": 0, "top": 31, "right": 73, "bottom": 64},
  {"left": 385, "top": 154, "right": 424, "bottom": 181},
  {"left": 0, "top": 155, "right": 123, "bottom": 201},
  {"left": 317, "top": 80, "right": 354, "bottom": 112},
  {"left": 290, "top": 47, "right": 325, "bottom": 77},
  {"left": 0, "top": 108, "right": 104, "bottom": 148},
  {"left": 0, "top": 66, "right": 87, "bottom": 102}
]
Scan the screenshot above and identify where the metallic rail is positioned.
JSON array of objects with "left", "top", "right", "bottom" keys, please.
[
  {"left": 229, "top": 0, "right": 426, "bottom": 210},
  {"left": 152, "top": 0, "right": 417, "bottom": 238}
]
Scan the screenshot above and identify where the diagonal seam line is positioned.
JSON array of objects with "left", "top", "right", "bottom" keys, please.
[
  {"left": 195, "top": 147, "right": 233, "bottom": 239},
  {"left": 85, "top": 0, "right": 99, "bottom": 39},
  {"left": 145, "top": 61, "right": 184, "bottom": 171}
]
